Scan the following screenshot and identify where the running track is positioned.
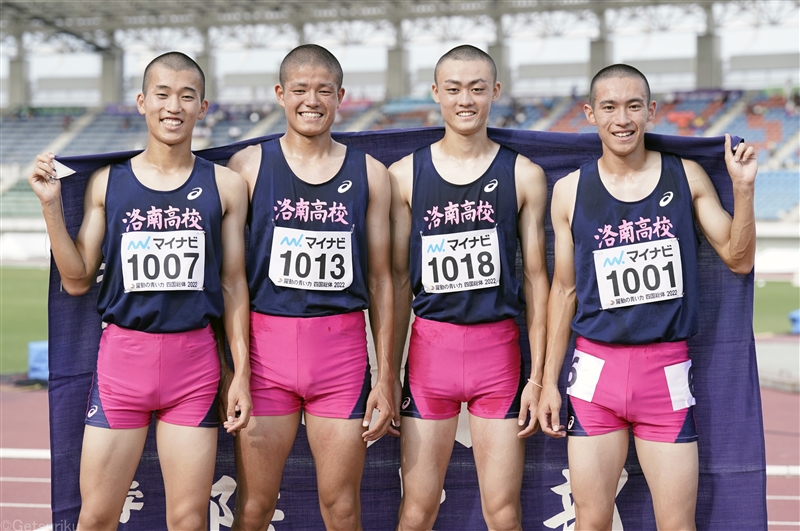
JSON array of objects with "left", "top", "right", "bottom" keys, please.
[{"left": 0, "top": 381, "right": 797, "bottom": 529}]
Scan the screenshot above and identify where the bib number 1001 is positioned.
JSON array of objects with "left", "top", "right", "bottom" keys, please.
[
  {"left": 593, "top": 237, "right": 683, "bottom": 309},
  {"left": 606, "top": 262, "right": 676, "bottom": 296}
]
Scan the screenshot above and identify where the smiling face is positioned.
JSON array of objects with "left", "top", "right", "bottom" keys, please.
[
  {"left": 136, "top": 64, "right": 208, "bottom": 148},
  {"left": 276, "top": 63, "right": 344, "bottom": 139},
  {"left": 432, "top": 57, "right": 500, "bottom": 136},
  {"left": 584, "top": 75, "right": 656, "bottom": 158}
]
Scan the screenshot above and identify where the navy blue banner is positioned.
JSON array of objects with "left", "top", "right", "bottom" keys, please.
[{"left": 48, "top": 128, "right": 766, "bottom": 530}]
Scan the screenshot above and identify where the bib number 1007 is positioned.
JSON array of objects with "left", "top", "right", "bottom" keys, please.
[
  {"left": 120, "top": 230, "right": 205, "bottom": 292},
  {"left": 421, "top": 227, "right": 501, "bottom": 293}
]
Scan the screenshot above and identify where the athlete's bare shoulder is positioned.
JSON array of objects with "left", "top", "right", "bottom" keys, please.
[
  {"left": 86, "top": 164, "right": 111, "bottom": 207},
  {"left": 213, "top": 163, "right": 248, "bottom": 214},
  {"left": 551, "top": 168, "right": 580, "bottom": 224},
  {"left": 226, "top": 144, "right": 262, "bottom": 191}
]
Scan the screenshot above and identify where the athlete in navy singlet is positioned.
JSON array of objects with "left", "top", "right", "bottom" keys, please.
[
  {"left": 389, "top": 45, "right": 550, "bottom": 531},
  {"left": 227, "top": 45, "right": 395, "bottom": 531},
  {"left": 29, "top": 52, "right": 251, "bottom": 531},
  {"left": 537, "top": 64, "right": 757, "bottom": 531}
]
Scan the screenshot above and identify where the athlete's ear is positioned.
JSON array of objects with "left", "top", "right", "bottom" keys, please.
[
  {"left": 198, "top": 98, "right": 209, "bottom": 120},
  {"left": 431, "top": 82, "right": 441, "bottom": 104},
  {"left": 647, "top": 100, "right": 657, "bottom": 122},
  {"left": 136, "top": 92, "right": 146, "bottom": 115},
  {"left": 337, "top": 86, "right": 345, "bottom": 106},
  {"left": 584, "top": 103, "right": 597, "bottom": 125},
  {"left": 492, "top": 81, "right": 501, "bottom": 102},
  {"left": 275, "top": 84, "right": 286, "bottom": 108}
]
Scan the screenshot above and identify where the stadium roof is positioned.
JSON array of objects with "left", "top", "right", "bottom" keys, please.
[{"left": 4, "top": 0, "right": 783, "bottom": 53}]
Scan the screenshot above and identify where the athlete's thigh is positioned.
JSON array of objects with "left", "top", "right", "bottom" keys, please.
[
  {"left": 400, "top": 416, "right": 459, "bottom": 503},
  {"left": 568, "top": 429, "right": 629, "bottom": 523},
  {"left": 79, "top": 425, "right": 149, "bottom": 517},
  {"left": 634, "top": 438, "right": 698, "bottom": 531},
  {"left": 235, "top": 414, "right": 301, "bottom": 501},
  {"left": 469, "top": 416, "right": 525, "bottom": 505},
  {"left": 305, "top": 414, "right": 367, "bottom": 495},
  {"left": 156, "top": 420, "right": 218, "bottom": 516}
]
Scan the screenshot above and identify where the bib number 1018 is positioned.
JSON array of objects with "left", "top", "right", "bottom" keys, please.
[{"left": 421, "top": 227, "right": 501, "bottom": 293}]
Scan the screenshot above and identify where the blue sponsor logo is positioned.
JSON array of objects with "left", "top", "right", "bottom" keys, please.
[
  {"left": 426, "top": 239, "right": 446, "bottom": 253},
  {"left": 126, "top": 236, "right": 151, "bottom": 250},
  {"left": 280, "top": 234, "right": 304, "bottom": 247},
  {"left": 602, "top": 250, "right": 624, "bottom": 267}
]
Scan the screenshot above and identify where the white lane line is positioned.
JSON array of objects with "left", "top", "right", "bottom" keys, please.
[
  {"left": 767, "top": 522, "right": 800, "bottom": 527},
  {"left": 0, "top": 476, "right": 50, "bottom": 483},
  {"left": 0, "top": 502, "right": 51, "bottom": 508},
  {"left": 767, "top": 465, "right": 800, "bottom": 477},
  {"left": 0, "top": 448, "right": 50, "bottom": 459},
  {"left": 768, "top": 495, "right": 800, "bottom": 500}
]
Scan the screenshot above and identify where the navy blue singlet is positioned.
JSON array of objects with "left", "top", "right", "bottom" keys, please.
[
  {"left": 571, "top": 153, "right": 700, "bottom": 344},
  {"left": 97, "top": 157, "right": 224, "bottom": 333},
  {"left": 247, "top": 139, "right": 370, "bottom": 317},
  {"left": 409, "top": 145, "right": 525, "bottom": 324}
]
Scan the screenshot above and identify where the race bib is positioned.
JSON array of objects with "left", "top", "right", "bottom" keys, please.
[
  {"left": 120, "top": 230, "right": 205, "bottom": 292},
  {"left": 421, "top": 227, "right": 501, "bottom": 293},
  {"left": 593, "top": 237, "right": 683, "bottom": 309},
  {"left": 664, "top": 360, "right": 696, "bottom": 411},
  {"left": 269, "top": 226, "right": 353, "bottom": 291},
  {"left": 566, "top": 349, "right": 605, "bottom": 403}
]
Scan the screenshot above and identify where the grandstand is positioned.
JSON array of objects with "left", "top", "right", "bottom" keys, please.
[{"left": 0, "top": 0, "right": 798, "bottom": 278}]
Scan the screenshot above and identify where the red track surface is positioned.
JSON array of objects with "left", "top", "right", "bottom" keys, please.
[{"left": 0, "top": 383, "right": 797, "bottom": 529}]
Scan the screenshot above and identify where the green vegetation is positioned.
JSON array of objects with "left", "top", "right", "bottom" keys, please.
[
  {"left": 0, "top": 267, "right": 796, "bottom": 374},
  {"left": 753, "top": 280, "right": 800, "bottom": 335},
  {"left": 1, "top": 266, "right": 49, "bottom": 374}
]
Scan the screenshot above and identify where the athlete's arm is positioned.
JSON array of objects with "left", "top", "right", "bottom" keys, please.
[
  {"left": 387, "top": 154, "right": 414, "bottom": 436},
  {"left": 685, "top": 134, "right": 757, "bottom": 275},
  {"left": 216, "top": 165, "right": 252, "bottom": 434},
  {"left": 28, "top": 152, "right": 107, "bottom": 296},
  {"left": 362, "top": 155, "right": 396, "bottom": 442},
  {"left": 515, "top": 155, "right": 550, "bottom": 438},
  {"left": 226, "top": 144, "right": 262, "bottom": 199},
  {"left": 537, "top": 170, "right": 579, "bottom": 438}
]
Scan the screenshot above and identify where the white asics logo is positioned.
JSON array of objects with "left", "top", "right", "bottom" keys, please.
[
  {"left": 402, "top": 397, "right": 411, "bottom": 410},
  {"left": 187, "top": 187, "right": 203, "bottom": 200},
  {"left": 87, "top": 405, "right": 98, "bottom": 418},
  {"left": 567, "top": 416, "right": 574, "bottom": 429},
  {"left": 659, "top": 191, "right": 674, "bottom": 207},
  {"left": 337, "top": 180, "right": 353, "bottom": 193},
  {"left": 483, "top": 179, "right": 498, "bottom": 193}
]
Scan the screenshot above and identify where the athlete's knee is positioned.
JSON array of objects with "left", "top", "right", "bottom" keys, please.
[
  {"left": 233, "top": 496, "right": 278, "bottom": 531},
  {"left": 318, "top": 492, "right": 361, "bottom": 529},
  {"left": 481, "top": 499, "right": 521, "bottom": 531},
  {"left": 166, "top": 504, "right": 207, "bottom": 531},
  {"left": 78, "top": 507, "right": 122, "bottom": 530},
  {"left": 573, "top": 500, "right": 615, "bottom": 531},
  {"left": 397, "top": 498, "right": 439, "bottom": 531}
]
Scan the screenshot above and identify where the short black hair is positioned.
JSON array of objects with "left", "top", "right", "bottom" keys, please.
[
  {"left": 279, "top": 44, "right": 343, "bottom": 89},
  {"left": 434, "top": 44, "right": 497, "bottom": 85},
  {"left": 589, "top": 63, "right": 651, "bottom": 106},
  {"left": 142, "top": 51, "right": 206, "bottom": 100}
]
